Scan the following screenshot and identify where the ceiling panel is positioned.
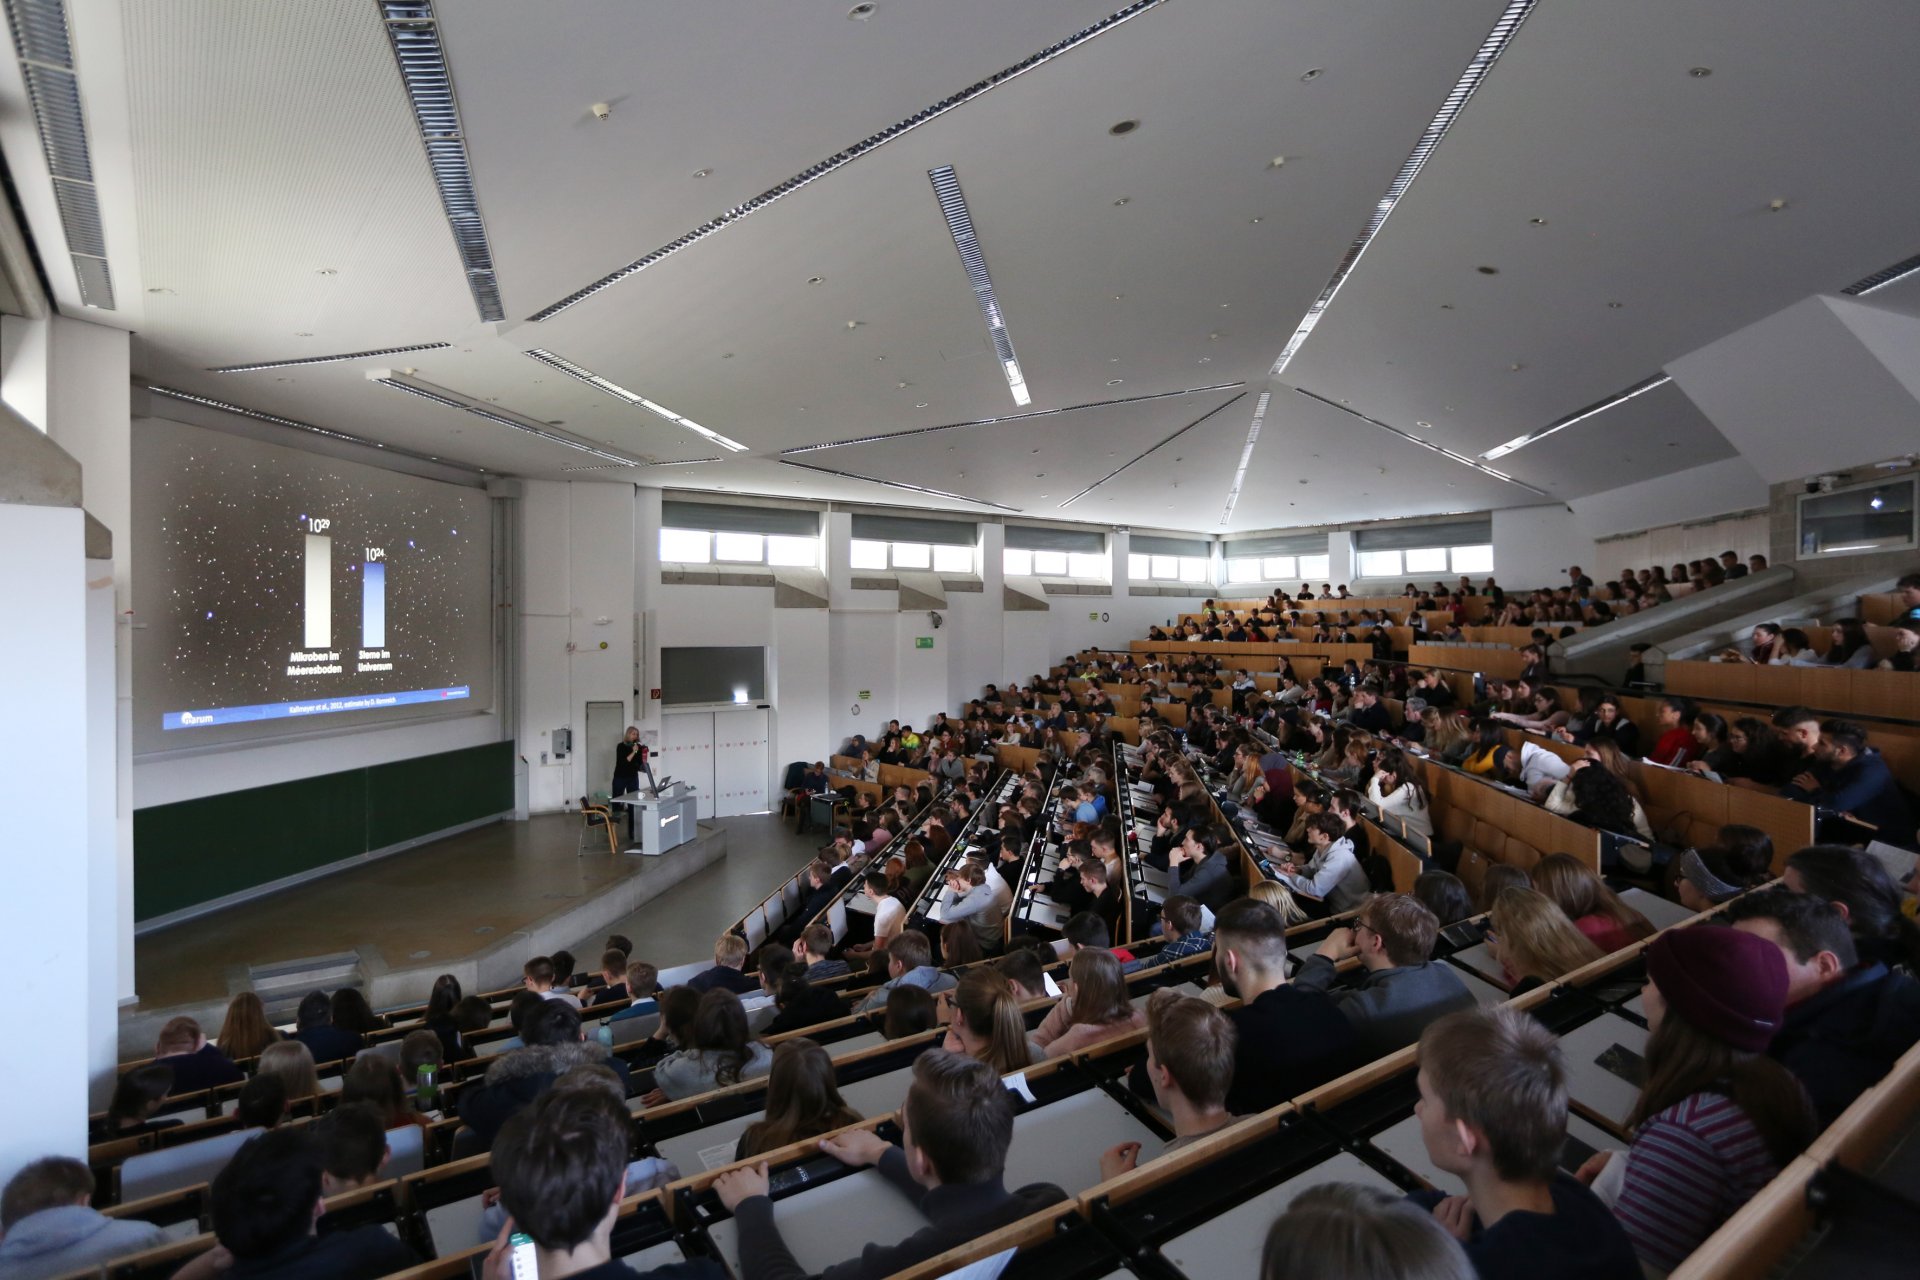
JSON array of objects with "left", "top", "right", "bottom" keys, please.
[
  {"left": 1282, "top": 0, "right": 1920, "bottom": 457},
  {"left": 1490, "top": 379, "right": 1738, "bottom": 499}
]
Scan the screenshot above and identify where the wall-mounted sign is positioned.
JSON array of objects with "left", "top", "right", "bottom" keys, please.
[
  {"left": 915, "top": 636, "right": 934, "bottom": 649},
  {"left": 1088, "top": 611, "right": 1099, "bottom": 621},
  {"left": 858, "top": 690, "right": 872, "bottom": 700}
]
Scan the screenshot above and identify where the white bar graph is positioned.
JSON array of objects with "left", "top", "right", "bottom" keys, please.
[{"left": 304, "top": 533, "right": 331, "bottom": 648}]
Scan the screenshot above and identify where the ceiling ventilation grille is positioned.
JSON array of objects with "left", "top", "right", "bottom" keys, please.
[
  {"left": 523, "top": 348, "right": 749, "bottom": 452},
  {"left": 208, "top": 342, "right": 453, "bottom": 374},
  {"left": 1220, "top": 391, "right": 1270, "bottom": 525},
  {"left": 1293, "top": 388, "right": 1549, "bottom": 497},
  {"left": 4, "top": 0, "right": 112, "bottom": 307},
  {"left": 1842, "top": 252, "right": 1920, "bottom": 297},
  {"left": 1268, "top": 0, "right": 1537, "bottom": 378},
  {"left": 146, "top": 385, "right": 485, "bottom": 473},
  {"left": 525, "top": 0, "right": 1167, "bottom": 322},
  {"left": 368, "top": 369, "right": 645, "bottom": 467},
  {"left": 378, "top": 1, "right": 504, "bottom": 323},
  {"left": 1480, "top": 372, "right": 1672, "bottom": 461},
  {"left": 928, "top": 166, "right": 1030, "bottom": 406}
]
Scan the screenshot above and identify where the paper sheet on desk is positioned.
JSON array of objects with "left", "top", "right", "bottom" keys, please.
[{"left": 700, "top": 1142, "right": 739, "bottom": 1172}]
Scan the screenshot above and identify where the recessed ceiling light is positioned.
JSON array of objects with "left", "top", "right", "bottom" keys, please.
[
  {"left": 294, "top": 331, "right": 312, "bottom": 337},
  {"left": 847, "top": 1, "right": 875, "bottom": 18},
  {"left": 1607, "top": 301, "right": 1624, "bottom": 309},
  {"left": 1107, "top": 379, "right": 1123, "bottom": 386},
  {"left": 722, "top": 351, "right": 735, "bottom": 358},
  {"left": 1299, "top": 68, "right": 1323, "bottom": 81},
  {"left": 1108, "top": 119, "right": 1139, "bottom": 135},
  {"left": 1440, "top": 303, "right": 1454, "bottom": 310},
  {"left": 1768, "top": 198, "right": 1788, "bottom": 212},
  {"left": 1198, "top": 357, "right": 1211, "bottom": 364},
  {"left": 1476, "top": 266, "right": 1499, "bottom": 275},
  {"left": 1112, "top": 294, "right": 1123, "bottom": 301},
  {"left": 1528, "top": 217, "right": 1547, "bottom": 225},
  {"left": 1689, "top": 66, "right": 1711, "bottom": 77},
  {"left": 807, "top": 276, "right": 824, "bottom": 285},
  {"left": 1267, "top": 156, "right": 1287, "bottom": 169},
  {"left": 1113, "top": 197, "right": 1130, "bottom": 206},
  {"left": 1250, "top": 217, "right": 1263, "bottom": 224},
  {"left": 316, "top": 267, "right": 337, "bottom": 275},
  {"left": 916, "top": 402, "right": 929, "bottom": 408},
  {"left": 692, "top": 169, "right": 712, "bottom": 178},
  {"left": 1415, "top": 420, "right": 1431, "bottom": 429}
]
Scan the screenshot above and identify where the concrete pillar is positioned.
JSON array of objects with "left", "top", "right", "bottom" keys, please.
[{"left": 0, "top": 498, "right": 92, "bottom": 1184}]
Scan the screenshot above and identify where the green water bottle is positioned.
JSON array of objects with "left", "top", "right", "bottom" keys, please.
[{"left": 415, "top": 1063, "right": 439, "bottom": 1111}]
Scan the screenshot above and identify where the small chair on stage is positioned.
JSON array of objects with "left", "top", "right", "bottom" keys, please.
[{"left": 578, "top": 793, "right": 618, "bottom": 856}]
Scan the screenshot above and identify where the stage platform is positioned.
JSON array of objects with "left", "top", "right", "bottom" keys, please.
[{"left": 121, "top": 810, "right": 785, "bottom": 1058}]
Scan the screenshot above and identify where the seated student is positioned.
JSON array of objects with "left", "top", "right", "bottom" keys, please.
[
  {"left": 941, "top": 921, "right": 986, "bottom": 968},
  {"left": 1727, "top": 887, "right": 1920, "bottom": 1126},
  {"left": 1168, "top": 824, "right": 1238, "bottom": 912},
  {"left": 856, "top": 929, "right": 957, "bottom": 1013},
  {"left": 1784, "top": 720, "right": 1917, "bottom": 845},
  {"left": 1409, "top": 1006, "right": 1639, "bottom": 1280},
  {"left": 399, "top": 1028, "right": 444, "bottom": 1091},
  {"left": 607, "top": 960, "right": 663, "bottom": 1027},
  {"left": 460, "top": 999, "right": 632, "bottom": 1149},
  {"left": 484, "top": 1088, "right": 720, "bottom": 1280},
  {"left": 762, "top": 968, "right": 848, "bottom": 1037},
  {"left": 736, "top": 1039, "right": 863, "bottom": 1162},
  {"left": 102, "top": 1064, "right": 180, "bottom": 1138},
  {"left": 257, "top": 1040, "right": 321, "bottom": 1102},
  {"left": 714, "top": 1050, "right": 1069, "bottom": 1280},
  {"left": 1367, "top": 749, "right": 1433, "bottom": 841},
  {"left": 1077, "top": 858, "right": 1125, "bottom": 938},
  {"left": 688, "top": 933, "right": 761, "bottom": 996},
  {"left": 1785, "top": 844, "right": 1920, "bottom": 971},
  {"left": 236, "top": 1074, "right": 291, "bottom": 1131},
  {"left": 1528, "top": 854, "right": 1654, "bottom": 954},
  {"left": 1485, "top": 888, "right": 1604, "bottom": 992},
  {"left": 794, "top": 923, "right": 851, "bottom": 981},
  {"left": 1032, "top": 948, "right": 1146, "bottom": 1058},
  {"left": 940, "top": 968, "right": 1039, "bottom": 1072},
  {"left": 845, "top": 871, "right": 908, "bottom": 956},
  {"left": 1276, "top": 813, "right": 1373, "bottom": 914},
  {"left": 523, "top": 956, "right": 585, "bottom": 1011},
  {"left": 0, "top": 1157, "right": 165, "bottom": 1279},
  {"left": 883, "top": 985, "right": 940, "bottom": 1040},
  {"left": 191, "top": 1128, "right": 417, "bottom": 1279},
  {"left": 342, "top": 1056, "right": 429, "bottom": 1131},
  {"left": 1063, "top": 908, "right": 1136, "bottom": 964},
  {"left": 330, "top": 988, "right": 384, "bottom": 1039},
  {"left": 218, "top": 990, "right": 284, "bottom": 1062},
  {"left": 288, "top": 991, "right": 364, "bottom": 1067},
  {"left": 315, "top": 1102, "right": 393, "bottom": 1198},
  {"left": 1138, "top": 894, "right": 1213, "bottom": 968},
  {"left": 996, "top": 947, "right": 1054, "bottom": 1003},
  {"left": 153, "top": 1014, "right": 244, "bottom": 1094},
  {"left": 1645, "top": 697, "right": 1698, "bottom": 768},
  {"left": 451, "top": 993, "right": 496, "bottom": 1052},
  {"left": 1208, "top": 899, "right": 1359, "bottom": 1113},
  {"left": 1263, "top": 1182, "right": 1476, "bottom": 1280},
  {"left": 1576, "top": 926, "right": 1814, "bottom": 1274},
  {"left": 581, "top": 950, "right": 631, "bottom": 1008},
  {"left": 1099, "top": 990, "right": 1237, "bottom": 1180},
  {"left": 1294, "top": 894, "right": 1475, "bottom": 1057},
  {"left": 649, "top": 989, "right": 775, "bottom": 1101},
  {"left": 1412, "top": 871, "right": 1476, "bottom": 927},
  {"left": 938, "top": 862, "right": 1007, "bottom": 956}
]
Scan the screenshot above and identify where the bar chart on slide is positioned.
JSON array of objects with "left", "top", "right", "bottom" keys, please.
[
  {"left": 362, "top": 558, "right": 386, "bottom": 648},
  {"left": 304, "top": 531, "right": 331, "bottom": 648}
]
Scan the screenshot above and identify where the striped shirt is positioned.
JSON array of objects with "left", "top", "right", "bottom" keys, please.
[{"left": 1613, "top": 1092, "right": 1780, "bottom": 1273}]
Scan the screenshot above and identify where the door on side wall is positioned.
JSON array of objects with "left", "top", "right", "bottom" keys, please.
[
  {"left": 662, "top": 713, "right": 716, "bottom": 819},
  {"left": 712, "top": 707, "right": 770, "bottom": 817},
  {"left": 583, "top": 701, "right": 626, "bottom": 802}
]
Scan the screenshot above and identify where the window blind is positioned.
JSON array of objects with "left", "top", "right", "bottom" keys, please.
[
  {"left": 662, "top": 500, "right": 819, "bottom": 538},
  {"left": 1351, "top": 518, "right": 1492, "bottom": 551},
  {"left": 849, "top": 514, "right": 978, "bottom": 546},
  {"left": 1004, "top": 525, "right": 1105, "bottom": 553},
  {"left": 1223, "top": 532, "right": 1327, "bottom": 557},
  {"left": 1130, "top": 533, "right": 1210, "bottom": 556}
]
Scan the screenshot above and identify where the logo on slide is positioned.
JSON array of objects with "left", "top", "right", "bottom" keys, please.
[{"left": 178, "top": 711, "right": 213, "bottom": 726}]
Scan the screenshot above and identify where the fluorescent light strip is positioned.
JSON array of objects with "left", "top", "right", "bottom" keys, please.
[
  {"left": 1220, "top": 391, "right": 1271, "bottom": 525},
  {"left": 1269, "top": 0, "right": 1537, "bottom": 378},
  {"left": 927, "top": 166, "right": 1030, "bottom": 406},
  {"left": 378, "top": 1, "right": 504, "bottom": 323},
  {"left": 780, "top": 382, "right": 1244, "bottom": 455},
  {"left": 522, "top": 348, "right": 749, "bottom": 452},
  {"left": 778, "top": 459, "right": 1023, "bottom": 512},
  {"left": 524, "top": 0, "right": 1167, "bottom": 322},
  {"left": 145, "top": 385, "right": 486, "bottom": 473},
  {"left": 208, "top": 342, "right": 452, "bottom": 374},
  {"left": 1292, "top": 387, "right": 1549, "bottom": 497},
  {"left": 1059, "top": 393, "right": 1247, "bottom": 509},
  {"left": 367, "top": 370, "right": 645, "bottom": 467},
  {"left": 1479, "top": 373, "right": 1672, "bottom": 460},
  {"left": 1843, "top": 251, "right": 1920, "bottom": 296}
]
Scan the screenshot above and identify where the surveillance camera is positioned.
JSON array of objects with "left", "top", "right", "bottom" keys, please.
[
  {"left": 1805, "top": 479, "right": 1822, "bottom": 494},
  {"left": 930, "top": 611, "right": 944, "bottom": 629},
  {"left": 590, "top": 102, "right": 612, "bottom": 121}
]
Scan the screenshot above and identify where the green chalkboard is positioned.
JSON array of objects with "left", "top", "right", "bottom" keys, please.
[{"left": 134, "top": 740, "right": 513, "bottom": 921}]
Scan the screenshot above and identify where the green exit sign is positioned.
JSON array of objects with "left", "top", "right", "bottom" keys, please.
[
  {"left": 1089, "top": 611, "right": 1099, "bottom": 621},
  {"left": 915, "top": 636, "right": 935, "bottom": 649}
]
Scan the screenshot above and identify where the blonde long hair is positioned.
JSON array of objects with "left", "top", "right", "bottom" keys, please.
[
  {"left": 217, "top": 992, "right": 279, "bottom": 1062},
  {"left": 1249, "top": 878, "right": 1308, "bottom": 925},
  {"left": 1488, "top": 888, "right": 1603, "bottom": 985},
  {"left": 257, "top": 1040, "right": 321, "bottom": 1101}
]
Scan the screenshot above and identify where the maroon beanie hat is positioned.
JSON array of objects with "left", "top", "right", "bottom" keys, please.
[{"left": 1645, "top": 924, "right": 1789, "bottom": 1052}]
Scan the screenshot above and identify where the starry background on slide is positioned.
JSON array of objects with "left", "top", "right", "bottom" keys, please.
[{"left": 135, "top": 418, "right": 491, "bottom": 731}]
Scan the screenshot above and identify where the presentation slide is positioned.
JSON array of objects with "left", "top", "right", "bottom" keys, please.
[{"left": 133, "top": 418, "right": 493, "bottom": 752}]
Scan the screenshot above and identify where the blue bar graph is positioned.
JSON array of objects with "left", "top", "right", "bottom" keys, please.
[{"left": 362, "top": 561, "right": 386, "bottom": 648}]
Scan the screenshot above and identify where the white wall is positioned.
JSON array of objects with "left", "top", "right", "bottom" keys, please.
[
  {"left": 1489, "top": 505, "right": 1594, "bottom": 591},
  {"left": 1569, "top": 457, "right": 1770, "bottom": 543}
]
